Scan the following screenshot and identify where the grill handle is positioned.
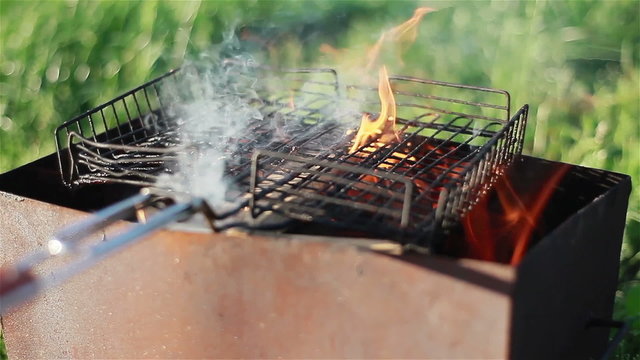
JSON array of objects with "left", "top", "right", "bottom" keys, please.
[
  {"left": 0, "top": 195, "right": 207, "bottom": 313},
  {"left": 54, "top": 192, "right": 153, "bottom": 245},
  {"left": 5, "top": 192, "right": 155, "bottom": 276}
]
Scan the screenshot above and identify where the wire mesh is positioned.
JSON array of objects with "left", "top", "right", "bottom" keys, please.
[{"left": 54, "top": 66, "right": 526, "bottom": 244}]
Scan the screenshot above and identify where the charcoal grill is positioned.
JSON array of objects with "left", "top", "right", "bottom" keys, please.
[
  {"left": 0, "top": 65, "right": 631, "bottom": 359},
  {"left": 53, "top": 64, "right": 526, "bottom": 245}
]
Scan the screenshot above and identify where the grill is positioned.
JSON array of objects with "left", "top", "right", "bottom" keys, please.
[
  {"left": 0, "top": 65, "right": 631, "bottom": 359},
  {"left": 54, "top": 65, "right": 526, "bottom": 245}
]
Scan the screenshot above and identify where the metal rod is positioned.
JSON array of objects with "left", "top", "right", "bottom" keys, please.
[{"left": 0, "top": 200, "right": 197, "bottom": 313}]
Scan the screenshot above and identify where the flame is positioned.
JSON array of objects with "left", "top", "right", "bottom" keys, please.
[
  {"left": 461, "top": 164, "right": 571, "bottom": 265},
  {"left": 348, "top": 7, "right": 435, "bottom": 154},
  {"left": 288, "top": 90, "right": 296, "bottom": 109},
  {"left": 333, "top": 6, "right": 559, "bottom": 265},
  {"left": 349, "top": 66, "right": 400, "bottom": 153},
  {"left": 319, "top": 43, "right": 343, "bottom": 56},
  {"left": 366, "top": 7, "right": 435, "bottom": 71},
  {"left": 319, "top": 6, "right": 435, "bottom": 78}
]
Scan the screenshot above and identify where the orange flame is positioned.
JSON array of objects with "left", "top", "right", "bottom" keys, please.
[
  {"left": 337, "top": 6, "right": 558, "bottom": 265},
  {"left": 288, "top": 90, "right": 296, "bottom": 109},
  {"left": 461, "top": 164, "right": 571, "bottom": 265},
  {"left": 349, "top": 66, "right": 400, "bottom": 153},
  {"left": 366, "top": 7, "right": 435, "bottom": 71},
  {"left": 345, "top": 8, "right": 437, "bottom": 201},
  {"left": 319, "top": 7, "right": 435, "bottom": 73},
  {"left": 348, "top": 7, "right": 435, "bottom": 154}
]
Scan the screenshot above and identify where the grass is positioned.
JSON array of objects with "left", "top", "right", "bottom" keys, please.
[
  {"left": 1, "top": 0, "right": 638, "bottom": 358},
  {"left": 0, "top": 328, "right": 5, "bottom": 360}
]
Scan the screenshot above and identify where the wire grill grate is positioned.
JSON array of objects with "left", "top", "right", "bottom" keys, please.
[{"left": 54, "top": 66, "right": 527, "bottom": 244}]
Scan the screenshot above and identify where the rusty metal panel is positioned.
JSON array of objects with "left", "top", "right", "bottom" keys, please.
[
  {"left": 510, "top": 171, "right": 632, "bottom": 359},
  {"left": 0, "top": 192, "right": 514, "bottom": 358}
]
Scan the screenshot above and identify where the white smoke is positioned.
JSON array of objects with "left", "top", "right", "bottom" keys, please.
[
  {"left": 151, "top": 27, "right": 368, "bottom": 211},
  {"left": 155, "top": 54, "right": 264, "bottom": 206}
]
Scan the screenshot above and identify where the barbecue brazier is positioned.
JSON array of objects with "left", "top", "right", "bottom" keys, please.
[{"left": 0, "top": 67, "right": 631, "bottom": 359}]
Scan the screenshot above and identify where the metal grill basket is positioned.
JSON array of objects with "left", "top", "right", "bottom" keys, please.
[{"left": 54, "top": 66, "right": 527, "bottom": 244}]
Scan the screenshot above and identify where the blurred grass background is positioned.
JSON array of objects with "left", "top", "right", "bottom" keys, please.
[{"left": 0, "top": 0, "right": 638, "bottom": 358}]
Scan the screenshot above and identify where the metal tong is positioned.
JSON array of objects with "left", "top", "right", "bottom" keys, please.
[{"left": 0, "top": 189, "right": 217, "bottom": 313}]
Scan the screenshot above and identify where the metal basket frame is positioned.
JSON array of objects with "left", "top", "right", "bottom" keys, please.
[{"left": 54, "top": 66, "right": 527, "bottom": 244}]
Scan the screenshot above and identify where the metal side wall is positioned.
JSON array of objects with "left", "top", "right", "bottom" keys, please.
[{"left": 0, "top": 193, "right": 513, "bottom": 359}]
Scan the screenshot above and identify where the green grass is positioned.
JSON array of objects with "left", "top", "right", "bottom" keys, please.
[
  {"left": 0, "top": 328, "right": 6, "bottom": 360},
  {"left": 1, "top": 0, "right": 638, "bottom": 358}
]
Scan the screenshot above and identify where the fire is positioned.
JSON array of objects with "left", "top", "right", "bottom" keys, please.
[
  {"left": 366, "top": 7, "right": 435, "bottom": 71},
  {"left": 345, "top": 6, "right": 436, "bottom": 196},
  {"left": 349, "top": 66, "right": 399, "bottom": 153},
  {"left": 319, "top": 7, "right": 435, "bottom": 72},
  {"left": 348, "top": 7, "right": 435, "bottom": 154},
  {"left": 348, "top": 67, "right": 417, "bottom": 194},
  {"left": 460, "top": 164, "right": 571, "bottom": 265},
  {"left": 288, "top": 90, "right": 296, "bottom": 109},
  {"left": 338, "top": 6, "right": 557, "bottom": 265}
]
